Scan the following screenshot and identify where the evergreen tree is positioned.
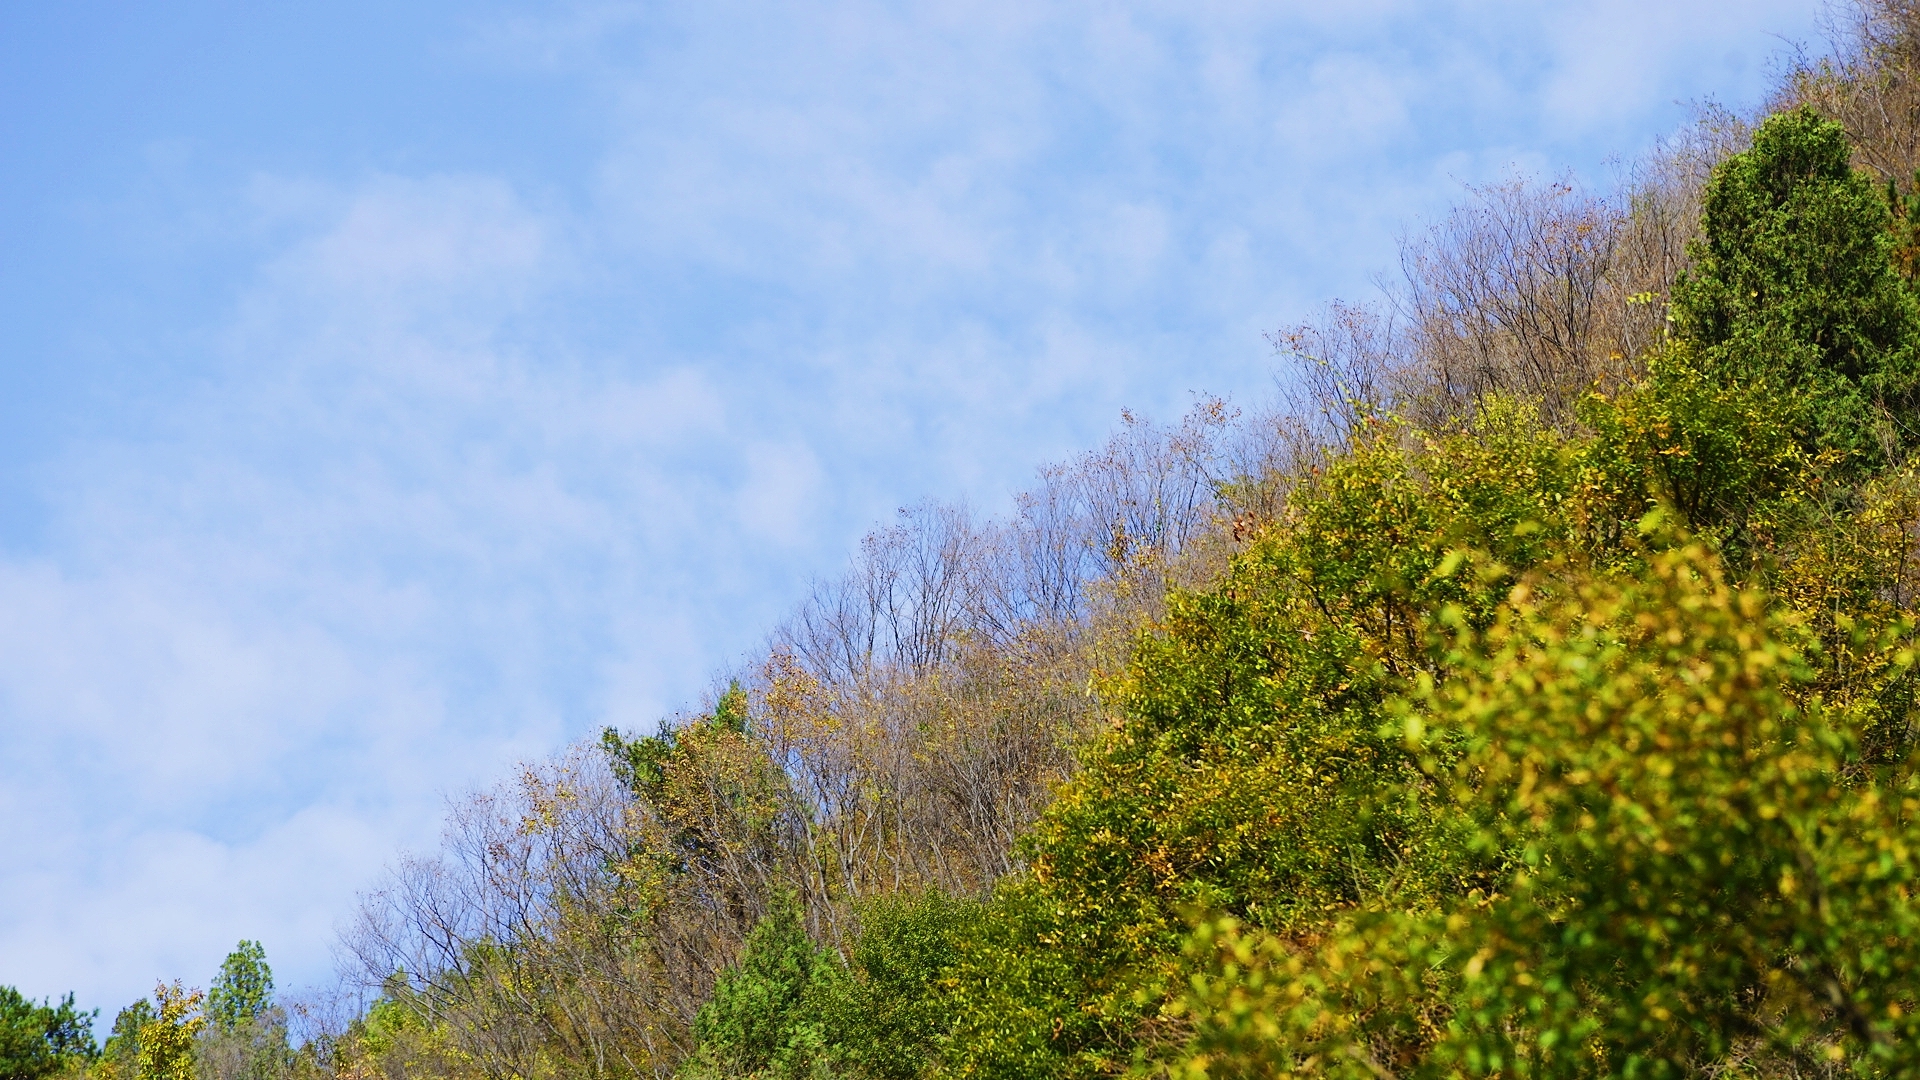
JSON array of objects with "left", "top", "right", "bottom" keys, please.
[
  {"left": 0, "top": 988, "right": 96, "bottom": 1080},
  {"left": 206, "top": 942, "right": 272, "bottom": 1035},
  {"left": 684, "top": 894, "right": 835, "bottom": 1080},
  {"left": 200, "top": 943, "right": 292, "bottom": 1080},
  {"left": 1671, "top": 106, "right": 1920, "bottom": 468}
]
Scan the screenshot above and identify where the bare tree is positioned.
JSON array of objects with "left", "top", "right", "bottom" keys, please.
[
  {"left": 1272, "top": 104, "right": 1755, "bottom": 440},
  {"left": 342, "top": 750, "right": 705, "bottom": 1080},
  {"left": 1788, "top": 0, "right": 1920, "bottom": 188}
]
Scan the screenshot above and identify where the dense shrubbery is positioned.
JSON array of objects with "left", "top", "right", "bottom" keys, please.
[{"left": 917, "top": 95, "right": 1920, "bottom": 1078}]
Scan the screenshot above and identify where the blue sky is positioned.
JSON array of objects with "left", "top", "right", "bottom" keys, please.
[{"left": 1, "top": 0, "right": 1821, "bottom": 1015}]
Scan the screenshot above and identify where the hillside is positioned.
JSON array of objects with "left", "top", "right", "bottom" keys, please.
[{"left": 15, "top": 2, "right": 1920, "bottom": 1079}]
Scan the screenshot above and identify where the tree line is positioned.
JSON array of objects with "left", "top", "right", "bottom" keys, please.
[{"left": 4, "top": 943, "right": 287, "bottom": 1080}]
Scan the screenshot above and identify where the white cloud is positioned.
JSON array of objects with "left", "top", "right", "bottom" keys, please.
[
  {"left": 1274, "top": 53, "right": 1415, "bottom": 158},
  {"left": 734, "top": 441, "right": 823, "bottom": 542},
  {"left": 1538, "top": 0, "right": 1819, "bottom": 134},
  {"left": 0, "top": 172, "right": 793, "bottom": 1008}
]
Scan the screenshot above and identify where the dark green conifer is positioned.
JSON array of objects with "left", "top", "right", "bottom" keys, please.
[{"left": 1672, "top": 106, "right": 1920, "bottom": 467}]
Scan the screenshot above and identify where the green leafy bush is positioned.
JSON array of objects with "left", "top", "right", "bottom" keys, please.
[
  {"left": 1168, "top": 542, "right": 1920, "bottom": 1078},
  {"left": 683, "top": 894, "right": 838, "bottom": 1080}
]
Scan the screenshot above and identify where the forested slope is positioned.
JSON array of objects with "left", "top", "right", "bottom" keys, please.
[{"left": 16, "top": 3, "right": 1920, "bottom": 1080}]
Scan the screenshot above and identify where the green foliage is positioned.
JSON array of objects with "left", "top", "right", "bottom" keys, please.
[
  {"left": 1581, "top": 107, "right": 1920, "bottom": 556},
  {"left": 1671, "top": 106, "right": 1920, "bottom": 468},
  {"left": 939, "top": 406, "right": 1576, "bottom": 1080},
  {"left": 1418, "top": 546, "right": 1920, "bottom": 1075},
  {"left": 321, "top": 978, "right": 474, "bottom": 1080},
  {"left": 1574, "top": 342, "right": 1819, "bottom": 559},
  {"left": 599, "top": 682, "right": 803, "bottom": 1008},
  {"left": 602, "top": 680, "right": 789, "bottom": 888},
  {"left": 208, "top": 942, "right": 273, "bottom": 1035},
  {"left": 681, "top": 890, "right": 974, "bottom": 1080},
  {"left": 825, "top": 892, "right": 974, "bottom": 1080},
  {"left": 99, "top": 1000, "right": 153, "bottom": 1080},
  {"left": 196, "top": 941, "right": 291, "bottom": 1080},
  {"left": 683, "top": 894, "right": 836, "bottom": 1080},
  {"left": 603, "top": 683, "right": 753, "bottom": 803},
  {"left": 0, "top": 987, "right": 97, "bottom": 1080},
  {"left": 137, "top": 984, "right": 204, "bottom": 1080},
  {"left": 937, "top": 106, "right": 1920, "bottom": 1078},
  {"left": 356, "top": 995, "right": 435, "bottom": 1059},
  {"left": 1165, "top": 544, "right": 1920, "bottom": 1078}
]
